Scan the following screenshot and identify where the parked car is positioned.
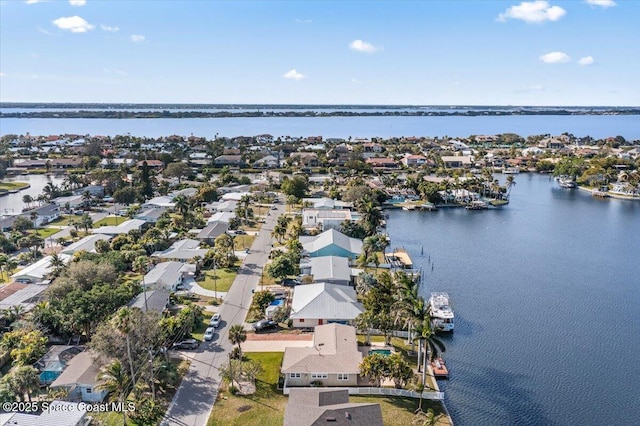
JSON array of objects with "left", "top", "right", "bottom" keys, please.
[
  {"left": 282, "top": 278, "right": 301, "bottom": 287},
  {"left": 234, "top": 229, "right": 247, "bottom": 235},
  {"left": 204, "top": 328, "right": 215, "bottom": 341},
  {"left": 172, "top": 339, "right": 199, "bottom": 350},
  {"left": 252, "top": 319, "right": 277, "bottom": 332},
  {"left": 210, "top": 313, "right": 221, "bottom": 328}
]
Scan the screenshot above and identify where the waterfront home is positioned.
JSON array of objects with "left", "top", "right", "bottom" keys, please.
[
  {"left": 195, "top": 221, "right": 230, "bottom": 245},
  {"left": 60, "top": 234, "right": 112, "bottom": 255},
  {"left": 52, "top": 194, "right": 85, "bottom": 209},
  {"left": 91, "top": 218, "right": 147, "bottom": 235},
  {"left": 50, "top": 351, "right": 108, "bottom": 403},
  {"left": 302, "top": 197, "right": 353, "bottom": 210},
  {"left": 283, "top": 388, "right": 383, "bottom": 426},
  {"left": 0, "top": 401, "right": 88, "bottom": 425},
  {"left": 302, "top": 208, "right": 358, "bottom": 231},
  {"left": 281, "top": 324, "right": 362, "bottom": 387},
  {"left": 27, "top": 203, "right": 62, "bottom": 227},
  {"left": 11, "top": 254, "right": 72, "bottom": 284},
  {"left": 441, "top": 155, "right": 474, "bottom": 168},
  {"left": 289, "top": 283, "right": 363, "bottom": 328},
  {"left": 143, "top": 261, "right": 190, "bottom": 291},
  {"left": 299, "top": 256, "right": 360, "bottom": 286},
  {"left": 299, "top": 229, "right": 363, "bottom": 259},
  {"left": 152, "top": 238, "right": 209, "bottom": 262}
]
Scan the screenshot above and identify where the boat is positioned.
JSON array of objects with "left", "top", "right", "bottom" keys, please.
[
  {"left": 558, "top": 177, "right": 577, "bottom": 188},
  {"left": 592, "top": 186, "right": 610, "bottom": 198},
  {"left": 465, "top": 200, "right": 489, "bottom": 210},
  {"left": 428, "top": 292, "right": 454, "bottom": 332},
  {"left": 502, "top": 166, "right": 520, "bottom": 174},
  {"left": 430, "top": 357, "right": 449, "bottom": 379},
  {"left": 402, "top": 205, "right": 416, "bottom": 211}
]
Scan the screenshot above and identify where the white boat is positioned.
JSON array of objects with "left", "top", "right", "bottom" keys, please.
[
  {"left": 429, "top": 292, "right": 455, "bottom": 332},
  {"left": 502, "top": 166, "right": 520, "bottom": 174},
  {"left": 558, "top": 177, "right": 577, "bottom": 188}
]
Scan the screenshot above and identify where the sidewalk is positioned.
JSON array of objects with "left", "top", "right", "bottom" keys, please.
[{"left": 182, "top": 278, "right": 227, "bottom": 299}]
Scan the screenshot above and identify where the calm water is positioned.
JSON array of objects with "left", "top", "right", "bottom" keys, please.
[
  {"left": 1, "top": 114, "right": 639, "bottom": 139},
  {"left": 0, "top": 174, "right": 66, "bottom": 214},
  {"left": 386, "top": 174, "right": 640, "bottom": 426}
]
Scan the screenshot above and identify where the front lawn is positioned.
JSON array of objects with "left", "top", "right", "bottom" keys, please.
[
  {"left": 48, "top": 215, "right": 76, "bottom": 226},
  {"left": 234, "top": 235, "right": 255, "bottom": 251},
  {"left": 197, "top": 266, "right": 238, "bottom": 293},
  {"left": 94, "top": 216, "right": 124, "bottom": 227},
  {"left": 32, "top": 227, "right": 61, "bottom": 238},
  {"left": 207, "top": 352, "right": 287, "bottom": 426},
  {"left": 191, "top": 312, "right": 213, "bottom": 341}
]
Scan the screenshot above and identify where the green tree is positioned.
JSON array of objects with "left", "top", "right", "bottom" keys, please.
[
  {"left": 0, "top": 328, "right": 48, "bottom": 366},
  {"left": 97, "top": 360, "right": 131, "bottom": 425},
  {"left": 9, "top": 366, "right": 40, "bottom": 402},
  {"left": 281, "top": 175, "right": 309, "bottom": 199},
  {"left": 359, "top": 353, "right": 389, "bottom": 387},
  {"left": 138, "top": 160, "right": 155, "bottom": 200},
  {"left": 112, "top": 307, "right": 137, "bottom": 385},
  {"left": 80, "top": 213, "right": 93, "bottom": 232},
  {"left": 12, "top": 216, "right": 33, "bottom": 232},
  {"left": 163, "top": 162, "right": 192, "bottom": 183},
  {"left": 266, "top": 255, "right": 295, "bottom": 281},
  {"left": 113, "top": 186, "right": 138, "bottom": 205},
  {"left": 18, "top": 234, "right": 44, "bottom": 260},
  {"left": 228, "top": 324, "right": 247, "bottom": 359},
  {"left": 387, "top": 353, "right": 413, "bottom": 388}
]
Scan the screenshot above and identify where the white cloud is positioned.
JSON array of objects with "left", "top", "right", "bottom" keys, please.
[
  {"left": 69, "top": 0, "right": 86, "bottom": 6},
  {"left": 0, "top": 72, "right": 5, "bottom": 78},
  {"left": 585, "top": 0, "right": 616, "bottom": 7},
  {"left": 130, "top": 34, "right": 146, "bottom": 43},
  {"left": 295, "top": 18, "right": 312, "bottom": 24},
  {"left": 283, "top": 69, "right": 305, "bottom": 80},
  {"left": 578, "top": 56, "right": 595, "bottom": 66},
  {"left": 52, "top": 16, "right": 95, "bottom": 33},
  {"left": 497, "top": 1, "right": 566, "bottom": 23},
  {"left": 539, "top": 51, "right": 570, "bottom": 63},
  {"left": 349, "top": 39, "right": 383, "bottom": 53},
  {"left": 25, "top": 0, "right": 50, "bottom": 4},
  {"left": 101, "top": 24, "right": 119, "bottom": 32}
]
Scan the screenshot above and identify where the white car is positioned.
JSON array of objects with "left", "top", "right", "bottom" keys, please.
[
  {"left": 204, "top": 327, "right": 215, "bottom": 341},
  {"left": 210, "top": 313, "right": 221, "bottom": 328}
]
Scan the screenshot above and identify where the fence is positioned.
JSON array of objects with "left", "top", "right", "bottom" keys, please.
[
  {"left": 283, "top": 386, "right": 443, "bottom": 400},
  {"left": 368, "top": 329, "right": 411, "bottom": 339}
]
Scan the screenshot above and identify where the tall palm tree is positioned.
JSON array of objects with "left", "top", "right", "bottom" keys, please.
[
  {"left": 111, "top": 307, "right": 137, "bottom": 385},
  {"left": 49, "top": 253, "right": 66, "bottom": 277},
  {"left": 0, "top": 254, "right": 8, "bottom": 282},
  {"left": 11, "top": 366, "right": 40, "bottom": 402},
  {"left": 97, "top": 360, "right": 131, "bottom": 425},
  {"left": 228, "top": 324, "right": 246, "bottom": 359},
  {"left": 356, "top": 195, "right": 384, "bottom": 237},
  {"left": 506, "top": 175, "right": 516, "bottom": 199}
]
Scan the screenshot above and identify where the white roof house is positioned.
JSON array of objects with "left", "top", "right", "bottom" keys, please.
[
  {"left": 302, "top": 197, "right": 353, "bottom": 210},
  {"left": 144, "top": 195, "right": 175, "bottom": 208},
  {"left": 208, "top": 211, "right": 235, "bottom": 223},
  {"left": 290, "top": 283, "right": 363, "bottom": 328},
  {"left": 299, "top": 256, "right": 358, "bottom": 285},
  {"left": 302, "top": 209, "right": 357, "bottom": 230},
  {"left": 143, "top": 261, "right": 188, "bottom": 291},
  {"left": 152, "top": 239, "right": 209, "bottom": 261},
  {"left": 92, "top": 219, "right": 146, "bottom": 235},
  {"left": 299, "top": 229, "right": 363, "bottom": 259},
  {"left": 11, "top": 254, "right": 72, "bottom": 284},
  {"left": 60, "top": 234, "right": 112, "bottom": 255},
  {"left": 0, "top": 401, "right": 88, "bottom": 425}
]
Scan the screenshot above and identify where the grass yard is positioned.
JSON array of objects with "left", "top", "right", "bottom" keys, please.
[
  {"left": 29, "top": 227, "right": 61, "bottom": 238},
  {"left": 191, "top": 312, "right": 213, "bottom": 341},
  {"left": 47, "top": 215, "right": 75, "bottom": 226},
  {"left": 207, "top": 352, "right": 449, "bottom": 426},
  {"left": 207, "top": 352, "right": 287, "bottom": 426},
  {"left": 94, "top": 216, "right": 124, "bottom": 227},
  {"left": 234, "top": 235, "right": 255, "bottom": 251},
  {"left": 197, "top": 266, "right": 238, "bottom": 293},
  {"left": 0, "top": 181, "right": 30, "bottom": 191}
]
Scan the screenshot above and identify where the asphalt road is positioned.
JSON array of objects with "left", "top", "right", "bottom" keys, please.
[{"left": 162, "top": 199, "right": 283, "bottom": 426}]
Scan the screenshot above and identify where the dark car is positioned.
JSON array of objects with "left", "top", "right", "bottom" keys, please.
[
  {"left": 172, "top": 339, "right": 199, "bottom": 350},
  {"left": 252, "top": 319, "right": 277, "bottom": 332},
  {"left": 282, "top": 278, "right": 301, "bottom": 287}
]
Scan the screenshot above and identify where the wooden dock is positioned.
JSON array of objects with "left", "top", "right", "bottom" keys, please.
[{"left": 430, "top": 358, "right": 449, "bottom": 379}]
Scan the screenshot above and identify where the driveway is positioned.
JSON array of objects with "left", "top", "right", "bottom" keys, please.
[{"left": 162, "top": 196, "right": 285, "bottom": 426}]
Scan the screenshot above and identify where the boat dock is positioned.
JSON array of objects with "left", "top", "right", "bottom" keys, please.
[
  {"left": 385, "top": 250, "right": 413, "bottom": 269},
  {"left": 431, "top": 358, "right": 449, "bottom": 379}
]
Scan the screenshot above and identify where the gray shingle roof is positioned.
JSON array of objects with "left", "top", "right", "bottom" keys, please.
[{"left": 290, "top": 283, "right": 363, "bottom": 321}]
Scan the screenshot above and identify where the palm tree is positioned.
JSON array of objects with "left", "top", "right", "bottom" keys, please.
[
  {"left": 22, "top": 194, "right": 33, "bottom": 209},
  {"left": 506, "top": 175, "right": 516, "bottom": 199},
  {"left": 0, "top": 254, "right": 8, "bottom": 282},
  {"left": 356, "top": 195, "right": 384, "bottom": 237},
  {"left": 82, "top": 191, "right": 93, "bottom": 209},
  {"left": 49, "top": 253, "right": 66, "bottom": 277},
  {"left": 97, "top": 360, "right": 131, "bottom": 425},
  {"left": 111, "top": 307, "right": 137, "bottom": 385},
  {"left": 414, "top": 316, "right": 446, "bottom": 385},
  {"left": 80, "top": 214, "right": 93, "bottom": 233},
  {"left": 173, "top": 195, "right": 190, "bottom": 218},
  {"left": 11, "top": 366, "right": 40, "bottom": 402},
  {"left": 228, "top": 324, "right": 246, "bottom": 359}
]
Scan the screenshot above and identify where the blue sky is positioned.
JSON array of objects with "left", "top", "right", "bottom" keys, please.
[{"left": 0, "top": 0, "right": 638, "bottom": 105}]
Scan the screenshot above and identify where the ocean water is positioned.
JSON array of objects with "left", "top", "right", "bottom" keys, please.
[{"left": 386, "top": 174, "right": 640, "bottom": 425}]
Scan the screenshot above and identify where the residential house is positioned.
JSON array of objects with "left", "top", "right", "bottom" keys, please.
[
  {"left": 196, "top": 221, "right": 229, "bottom": 245},
  {"left": 538, "top": 137, "right": 565, "bottom": 150},
  {"left": 365, "top": 157, "right": 398, "bottom": 169},
  {"left": 128, "top": 289, "right": 171, "bottom": 313},
  {"left": 0, "top": 401, "right": 88, "bottom": 425},
  {"left": 207, "top": 211, "right": 235, "bottom": 224},
  {"left": 135, "top": 207, "right": 168, "bottom": 224},
  {"left": 300, "top": 229, "right": 363, "bottom": 259},
  {"left": 91, "top": 218, "right": 147, "bottom": 235},
  {"left": 152, "top": 238, "right": 209, "bottom": 262},
  {"left": 301, "top": 209, "right": 358, "bottom": 231},
  {"left": 441, "top": 155, "right": 473, "bottom": 168},
  {"left": 253, "top": 155, "right": 280, "bottom": 169},
  {"left": 143, "top": 261, "right": 189, "bottom": 291},
  {"left": 281, "top": 324, "right": 363, "bottom": 386},
  {"left": 299, "top": 256, "right": 360, "bottom": 286},
  {"left": 302, "top": 197, "right": 353, "bottom": 210},
  {"left": 289, "top": 152, "right": 320, "bottom": 167},
  {"left": 18, "top": 203, "right": 61, "bottom": 228},
  {"left": 144, "top": 195, "right": 176, "bottom": 208},
  {"left": 283, "top": 388, "right": 383, "bottom": 426},
  {"left": 0, "top": 282, "right": 48, "bottom": 312},
  {"left": 60, "top": 234, "right": 112, "bottom": 255},
  {"left": 52, "top": 194, "right": 85, "bottom": 209},
  {"left": 402, "top": 154, "right": 428, "bottom": 168},
  {"left": 289, "top": 283, "right": 363, "bottom": 328},
  {"left": 50, "top": 351, "right": 108, "bottom": 403},
  {"left": 11, "top": 254, "right": 72, "bottom": 284},
  {"left": 214, "top": 154, "right": 245, "bottom": 166}
]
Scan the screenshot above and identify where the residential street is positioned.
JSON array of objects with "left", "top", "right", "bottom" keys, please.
[{"left": 162, "top": 200, "right": 284, "bottom": 426}]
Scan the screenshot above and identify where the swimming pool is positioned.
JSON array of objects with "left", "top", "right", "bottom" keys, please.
[{"left": 369, "top": 349, "right": 392, "bottom": 356}]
